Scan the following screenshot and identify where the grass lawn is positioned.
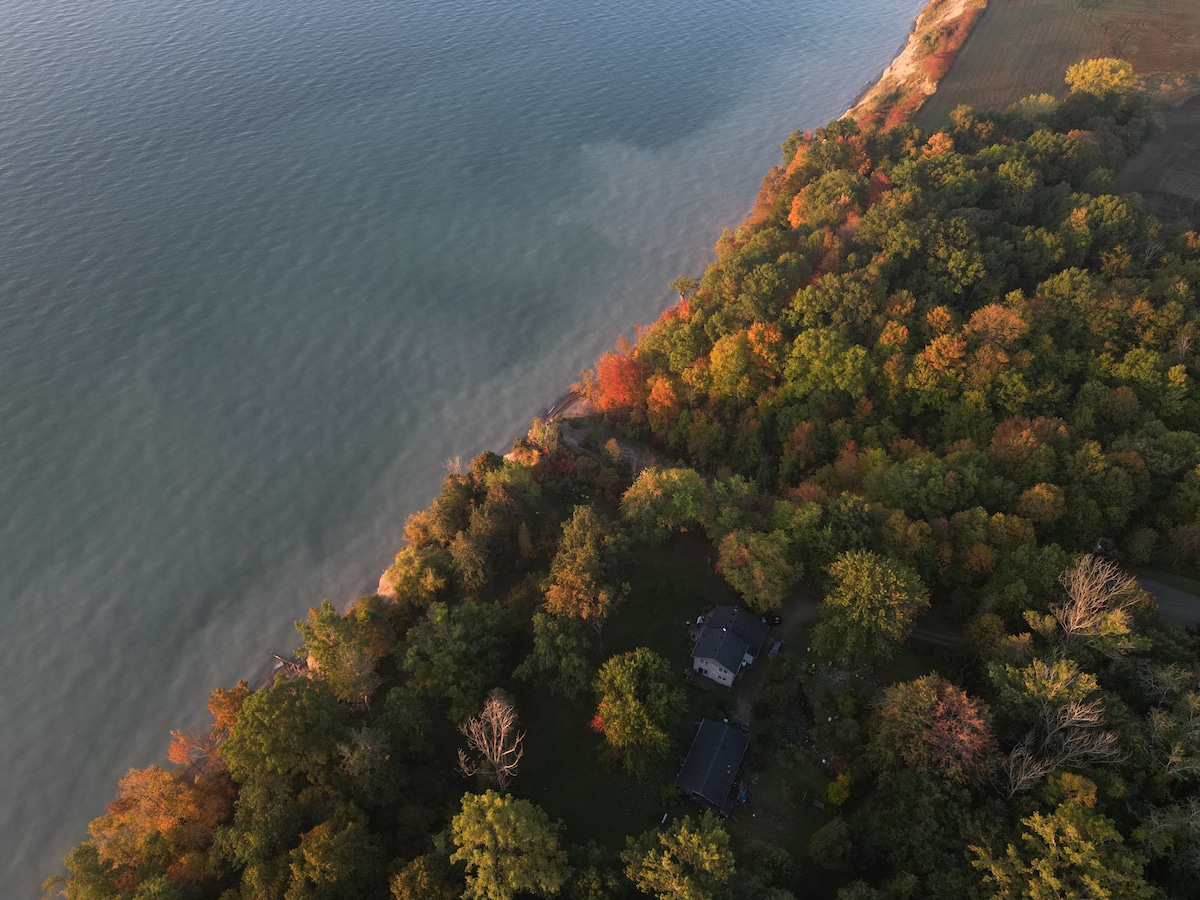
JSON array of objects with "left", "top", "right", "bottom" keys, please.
[
  {"left": 604, "top": 531, "right": 742, "bottom": 663},
  {"left": 513, "top": 686, "right": 709, "bottom": 848},
  {"left": 513, "top": 531, "right": 745, "bottom": 847}
]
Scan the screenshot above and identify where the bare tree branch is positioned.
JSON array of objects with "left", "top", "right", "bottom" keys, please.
[
  {"left": 458, "top": 689, "right": 525, "bottom": 789},
  {"left": 1053, "top": 555, "right": 1148, "bottom": 654}
]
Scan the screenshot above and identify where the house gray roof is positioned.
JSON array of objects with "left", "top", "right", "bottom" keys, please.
[
  {"left": 692, "top": 627, "right": 749, "bottom": 673},
  {"left": 676, "top": 719, "right": 749, "bottom": 807},
  {"left": 691, "top": 606, "right": 769, "bottom": 672}
]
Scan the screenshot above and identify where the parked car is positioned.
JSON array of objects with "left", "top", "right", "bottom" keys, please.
[
  {"left": 769, "top": 639, "right": 783, "bottom": 658},
  {"left": 760, "top": 613, "right": 782, "bottom": 626}
]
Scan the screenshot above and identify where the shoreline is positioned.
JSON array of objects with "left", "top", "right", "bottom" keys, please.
[
  {"left": 844, "top": 0, "right": 988, "bottom": 126},
  {"left": 844, "top": 32, "right": 918, "bottom": 113},
  {"left": 368, "top": 0, "right": 972, "bottom": 600}
]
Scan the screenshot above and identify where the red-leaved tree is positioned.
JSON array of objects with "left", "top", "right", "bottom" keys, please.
[{"left": 868, "top": 675, "right": 994, "bottom": 783}]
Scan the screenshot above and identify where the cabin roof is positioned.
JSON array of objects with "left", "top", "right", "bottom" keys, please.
[
  {"left": 691, "top": 606, "right": 769, "bottom": 671},
  {"left": 675, "top": 719, "right": 749, "bottom": 808}
]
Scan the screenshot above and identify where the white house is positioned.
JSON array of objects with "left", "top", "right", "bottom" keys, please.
[{"left": 691, "top": 606, "right": 769, "bottom": 687}]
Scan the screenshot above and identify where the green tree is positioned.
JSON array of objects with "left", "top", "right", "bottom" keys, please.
[
  {"left": 593, "top": 648, "right": 686, "bottom": 774},
  {"left": 621, "top": 813, "right": 735, "bottom": 900},
  {"left": 285, "top": 804, "right": 383, "bottom": 900},
  {"left": 808, "top": 818, "right": 853, "bottom": 871},
  {"left": 780, "top": 327, "right": 873, "bottom": 413},
  {"left": 543, "top": 506, "right": 629, "bottom": 629},
  {"left": 812, "top": 551, "right": 930, "bottom": 665},
  {"left": 211, "top": 774, "right": 303, "bottom": 889},
  {"left": 220, "top": 678, "right": 352, "bottom": 784},
  {"left": 401, "top": 601, "right": 509, "bottom": 725},
  {"left": 296, "top": 596, "right": 393, "bottom": 708},
  {"left": 382, "top": 544, "right": 451, "bottom": 605},
  {"left": 449, "top": 791, "right": 571, "bottom": 900},
  {"left": 619, "top": 468, "right": 709, "bottom": 542},
  {"left": 514, "top": 612, "right": 594, "bottom": 701}
]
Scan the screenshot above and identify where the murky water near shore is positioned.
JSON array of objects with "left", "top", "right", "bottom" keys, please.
[{"left": 0, "top": 0, "right": 922, "bottom": 888}]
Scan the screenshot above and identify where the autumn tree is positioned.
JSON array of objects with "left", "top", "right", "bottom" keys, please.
[
  {"left": 593, "top": 648, "right": 686, "bottom": 774},
  {"left": 390, "top": 854, "right": 460, "bottom": 900},
  {"left": 715, "top": 529, "right": 799, "bottom": 612},
  {"left": 170, "top": 680, "right": 250, "bottom": 774},
  {"left": 449, "top": 791, "right": 571, "bottom": 900},
  {"left": 80, "top": 764, "right": 233, "bottom": 890},
  {"left": 591, "top": 345, "right": 646, "bottom": 413},
  {"left": 621, "top": 813, "right": 735, "bottom": 900},
  {"left": 1052, "top": 554, "right": 1151, "bottom": 655},
  {"left": 1065, "top": 57, "right": 1136, "bottom": 99},
  {"left": 812, "top": 551, "right": 930, "bottom": 665},
  {"left": 990, "top": 657, "right": 1122, "bottom": 796},
  {"left": 542, "top": 506, "right": 629, "bottom": 630},
  {"left": 457, "top": 689, "right": 525, "bottom": 790},
  {"left": 867, "top": 676, "right": 993, "bottom": 783},
  {"left": 971, "top": 788, "right": 1156, "bottom": 899}
]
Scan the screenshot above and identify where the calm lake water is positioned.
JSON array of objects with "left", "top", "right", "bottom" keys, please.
[{"left": 0, "top": 0, "right": 922, "bottom": 889}]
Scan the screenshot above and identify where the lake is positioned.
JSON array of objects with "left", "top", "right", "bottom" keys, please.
[{"left": 0, "top": 0, "right": 922, "bottom": 889}]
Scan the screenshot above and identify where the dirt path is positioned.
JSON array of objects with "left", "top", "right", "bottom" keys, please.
[
  {"left": 732, "top": 587, "right": 821, "bottom": 722},
  {"left": 1140, "top": 579, "right": 1200, "bottom": 630}
]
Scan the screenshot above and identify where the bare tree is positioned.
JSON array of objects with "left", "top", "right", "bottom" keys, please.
[
  {"left": 1000, "top": 707, "right": 1121, "bottom": 798},
  {"left": 1053, "top": 555, "right": 1148, "bottom": 653},
  {"left": 458, "top": 689, "right": 525, "bottom": 789},
  {"left": 997, "top": 660, "right": 1123, "bottom": 798},
  {"left": 1000, "top": 734, "right": 1054, "bottom": 798},
  {"left": 1149, "top": 691, "right": 1200, "bottom": 783}
]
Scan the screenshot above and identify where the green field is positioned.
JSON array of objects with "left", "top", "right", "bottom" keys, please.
[{"left": 918, "top": 0, "right": 1200, "bottom": 126}]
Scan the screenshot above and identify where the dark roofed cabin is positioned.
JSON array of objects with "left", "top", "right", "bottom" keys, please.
[{"left": 676, "top": 719, "right": 749, "bottom": 811}]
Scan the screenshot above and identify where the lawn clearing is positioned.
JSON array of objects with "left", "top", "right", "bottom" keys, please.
[
  {"left": 513, "top": 685, "right": 721, "bottom": 848},
  {"left": 604, "top": 531, "right": 742, "bottom": 665},
  {"left": 1134, "top": 564, "right": 1200, "bottom": 597},
  {"left": 513, "top": 531, "right": 747, "bottom": 846}
]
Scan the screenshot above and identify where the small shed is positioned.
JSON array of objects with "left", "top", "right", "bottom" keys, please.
[
  {"left": 690, "top": 606, "right": 769, "bottom": 686},
  {"left": 676, "top": 719, "right": 749, "bottom": 810}
]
